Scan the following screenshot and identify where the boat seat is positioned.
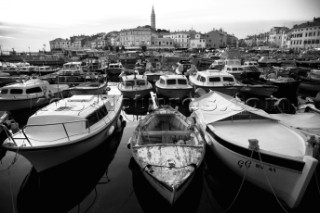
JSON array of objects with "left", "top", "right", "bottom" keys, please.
[{"left": 141, "top": 130, "right": 191, "bottom": 136}]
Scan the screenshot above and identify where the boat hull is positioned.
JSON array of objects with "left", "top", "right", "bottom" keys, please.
[
  {"left": 197, "top": 122, "right": 317, "bottom": 209},
  {"left": 3, "top": 109, "right": 122, "bottom": 172},
  {"left": 141, "top": 167, "right": 195, "bottom": 204},
  {"left": 192, "top": 84, "right": 242, "bottom": 97},
  {"left": 155, "top": 87, "right": 193, "bottom": 99},
  {"left": 240, "top": 85, "right": 278, "bottom": 97},
  {"left": 119, "top": 88, "right": 152, "bottom": 99}
]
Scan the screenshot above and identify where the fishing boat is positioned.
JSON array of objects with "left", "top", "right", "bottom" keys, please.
[
  {"left": 144, "top": 69, "right": 173, "bottom": 84},
  {"left": 118, "top": 74, "right": 153, "bottom": 99},
  {"left": 189, "top": 69, "right": 243, "bottom": 97},
  {"left": 1, "top": 86, "right": 123, "bottom": 172},
  {"left": 107, "top": 62, "right": 124, "bottom": 76},
  {"left": 41, "top": 62, "right": 86, "bottom": 86},
  {"left": 189, "top": 91, "right": 318, "bottom": 209},
  {"left": 0, "top": 77, "right": 69, "bottom": 111},
  {"left": 128, "top": 103, "right": 205, "bottom": 204},
  {"left": 155, "top": 74, "right": 193, "bottom": 99}
]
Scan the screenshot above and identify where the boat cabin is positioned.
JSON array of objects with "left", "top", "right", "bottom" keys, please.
[
  {"left": 0, "top": 78, "right": 48, "bottom": 98},
  {"left": 158, "top": 75, "right": 190, "bottom": 87},
  {"left": 120, "top": 75, "right": 149, "bottom": 87},
  {"left": 58, "top": 62, "right": 84, "bottom": 76},
  {"left": 192, "top": 70, "right": 238, "bottom": 86}
]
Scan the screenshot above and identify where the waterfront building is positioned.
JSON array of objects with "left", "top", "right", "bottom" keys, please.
[
  {"left": 189, "top": 33, "right": 206, "bottom": 49},
  {"left": 163, "top": 31, "right": 190, "bottom": 48},
  {"left": 289, "top": 17, "right": 320, "bottom": 51},
  {"left": 268, "top": 27, "right": 289, "bottom": 48},
  {"left": 119, "top": 27, "right": 157, "bottom": 49},
  {"left": 150, "top": 37, "right": 175, "bottom": 49},
  {"left": 90, "top": 38, "right": 107, "bottom": 49},
  {"left": 205, "top": 29, "right": 227, "bottom": 49},
  {"left": 49, "top": 38, "right": 70, "bottom": 51},
  {"left": 227, "top": 34, "right": 238, "bottom": 48}
]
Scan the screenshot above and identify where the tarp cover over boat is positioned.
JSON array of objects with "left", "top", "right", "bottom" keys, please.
[
  {"left": 270, "top": 113, "right": 320, "bottom": 136},
  {"left": 190, "top": 91, "right": 275, "bottom": 125}
]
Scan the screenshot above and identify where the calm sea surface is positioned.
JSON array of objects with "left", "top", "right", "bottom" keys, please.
[{"left": 0, "top": 97, "right": 319, "bottom": 213}]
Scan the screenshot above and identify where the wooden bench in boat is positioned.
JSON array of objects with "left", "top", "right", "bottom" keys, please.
[{"left": 140, "top": 130, "right": 191, "bottom": 136}]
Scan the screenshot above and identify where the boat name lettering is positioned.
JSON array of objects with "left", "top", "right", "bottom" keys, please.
[
  {"left": 237, "top": 160, "right": 251, "bottom": 168},
  {"left": 238, "top": 160, "right": 276, "bottom": 172}
]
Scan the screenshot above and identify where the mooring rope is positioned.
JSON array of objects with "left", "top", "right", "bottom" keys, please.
[
  {"left": 257, "top": 151, "right": 289, "bottom": 213},
  {"left": 223, "top": 148, "right": 255, "bottom": 213}
]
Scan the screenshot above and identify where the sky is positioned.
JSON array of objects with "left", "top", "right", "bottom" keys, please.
[{"left": 0, "top": 0, "right": 319, "bottom": 52}]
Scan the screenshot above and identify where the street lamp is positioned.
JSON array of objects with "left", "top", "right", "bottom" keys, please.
[{"left": 28, "top": 46, "right": 30, "bottom": 55}]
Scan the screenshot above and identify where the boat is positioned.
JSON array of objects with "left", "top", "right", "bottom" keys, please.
[
  {"left": 41, "top": 62, "right": 86, "bottom": 86},
  {"left": 189, "top": 91, "right": 318, "bottom": 209},
  {"left": 144, "top": 69, "right": 173, "bottom": 84},
  {"left": 107, "top": 61, "right": 124, "bottom": 76},
  {"left": 155, "top": 74, "right": 193, "bottom": 99},
  {"left": 208, "top": 59, "right": 225, "bottom": 70},
  {"left": 222, "top": 59, "right": 243, "bottom": 79},
  {"left": 189, "top": 69, "right": 243, "bottom": 97},
  {"left": 261, "top": 73, "right": 300, "bottom": 105},
  {"left": 69, "top": 78, "right": 108, "bottom": 95},
  {"left": 128, "top": 104, "right": 205, "bottom": 204},
  {"left": 175, "top": 59, "right": 198, "bottom": 76},
  {"left": 118, "top": 74, "right": 153, "bottom": 99},
  {"left": 1, "top": 86, "right": 123, "bottom": 172},
  {"left": 36, "top": 66, "right": 60, "bottom": 75},
  {"left": 0, "top": 77, "right": 70, "bottom": 111}
]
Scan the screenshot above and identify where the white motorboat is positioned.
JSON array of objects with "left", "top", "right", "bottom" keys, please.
[
  {"left": 0, "top": 77, "right": 69, "bottom": 111},
  {"left": 1, "top": 86, "right": 123, "bottom": 172}
]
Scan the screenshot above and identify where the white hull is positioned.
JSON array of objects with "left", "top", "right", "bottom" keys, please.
[
  {"left": 199, "top": 123, "right": 317, "bottom": 209},
  {"left": 5, "top": 111, "right": 121, "bottom": 172}
]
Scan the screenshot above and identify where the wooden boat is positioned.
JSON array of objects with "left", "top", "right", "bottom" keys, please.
[
  {"left": 189, "top": 69, "right": 243, "bottom": 97},
  {"left": 190, "top": 91, "right": 318, "bottom": 209},
  {"left": 118, "top": 74, "right": 153, "bottom": 99},
  {"left": 0, "top": 77, "right": 69, "bottom": 111},
  {"left": 1, "top": 86, "right": 123, "bottom": 172},
  {"left": 155, "top": 74, "right": 193, "bottom": 99},
  {"left": 129, "top": 105, "right": 205, "bottom": 204}
]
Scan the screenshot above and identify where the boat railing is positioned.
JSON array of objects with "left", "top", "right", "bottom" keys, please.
[{"left": 3, "top": 119, "right": 88, "bottom": 146}]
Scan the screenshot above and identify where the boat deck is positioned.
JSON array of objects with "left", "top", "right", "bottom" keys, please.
[{"left": 210, "top": 119, "right": 305, "bottom": 158}]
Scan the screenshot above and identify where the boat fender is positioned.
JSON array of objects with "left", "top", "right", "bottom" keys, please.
[{"left": 108, "top": 125, "right": 115, "bottom": 136}]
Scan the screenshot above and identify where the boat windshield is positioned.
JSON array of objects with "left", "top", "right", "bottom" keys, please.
[
  {"left": 167, "top": 79, "right": 176, "bottom": 85},
  {"left": 209, "top": 77, "right": 221, "bottom": 82},
  {"left": 223, "top": 77, "right": 235, "bottom": 82},
  {"left": 178, "top": 79, "right": 187, "bottom": 85},
  {"left": 136, "top": 80, "right": 146, "bottom": 86},
  {"left": 63, "top": 64, "right": 80, "bottom": 70},
  {"left": 125, "top": 80, "right": 134, "bottom": 86}
]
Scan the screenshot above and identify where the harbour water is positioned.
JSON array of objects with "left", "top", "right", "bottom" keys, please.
[{"left": 0, "top": 97, "right": 320, "bottom": 213}]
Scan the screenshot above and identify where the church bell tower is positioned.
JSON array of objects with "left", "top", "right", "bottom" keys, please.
[{"left": 151, "top": 5, "right": 156, "bottom": 30}]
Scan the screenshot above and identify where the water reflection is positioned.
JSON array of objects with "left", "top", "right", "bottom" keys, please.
[
  {"left": 128, "top": 157, "right": 203, "bottom": 213},
  {"left": 16, "top": 120, "right": 126, "bottom": 213}
]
